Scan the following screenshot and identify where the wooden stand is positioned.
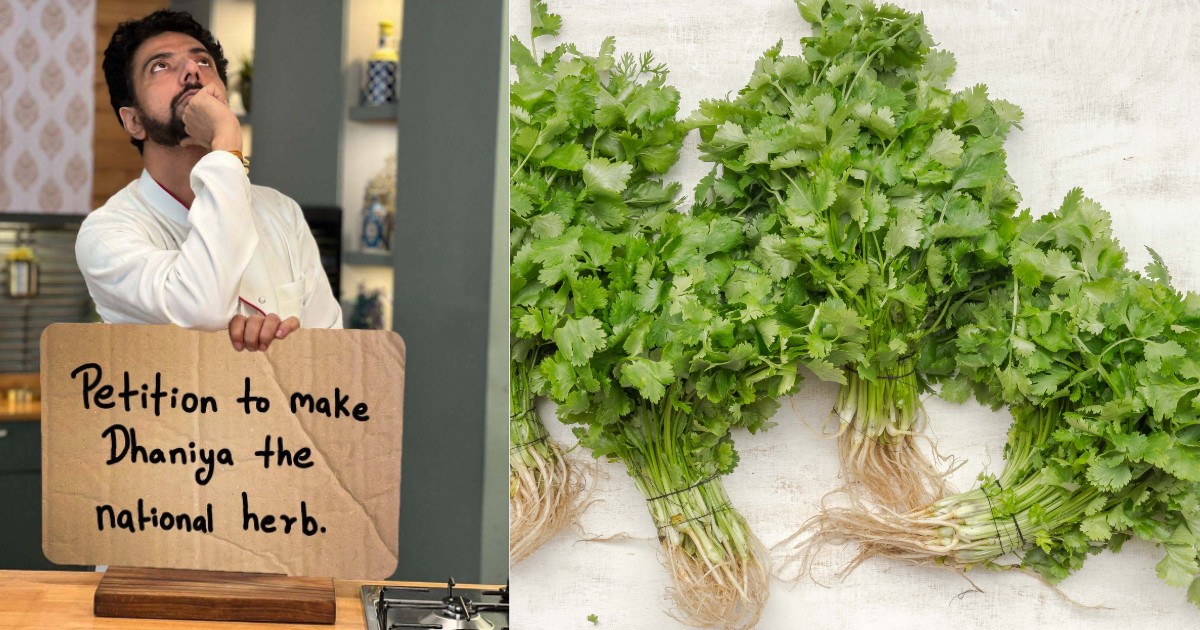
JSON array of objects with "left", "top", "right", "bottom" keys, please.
[{"left": 93, "top": 567, "right": 336, "bottom": 624}]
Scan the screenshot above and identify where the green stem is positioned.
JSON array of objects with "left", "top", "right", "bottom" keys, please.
[
  {"left": 834, "top": 357, "right": 921, "bottom": 444},
  {"left": 770, "top": 80, "right": 802, "bottom": 112},
  {"left": 841, "top": 20, "right": 918, "bottom": 100},
  {"left": 514, "top": 138, "right": 541, "bottom": 174},
  {"left": 527, "top": 0, "right": 539, "bottom": 59},
  {"left": 510, "top": 359, "right": 554, "bottom": 472},
  {"left": 614, "top": 400, "right": 754, "bottom": 567},
  {"left": 919, "top": 403, "right": 1136, "bottom": 565}
]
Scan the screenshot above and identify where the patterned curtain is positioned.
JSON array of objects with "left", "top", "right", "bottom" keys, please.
[{"left": 0, "top": 0, "right": 95, "bottom": 214}]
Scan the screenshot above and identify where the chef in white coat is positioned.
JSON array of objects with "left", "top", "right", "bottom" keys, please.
[{"left": 77, "top": 10, "right": 342, "bottom": 352}]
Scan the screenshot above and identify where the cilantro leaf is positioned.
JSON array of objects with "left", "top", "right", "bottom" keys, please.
[
  {"left": 619, "top": 357, "right": 675, "bottom": 403},
  {"left": 554, "top": 316, "right": 608, "bottom": 366},
  {"left": 530, "top": 1, "right": 561, "bottom": 39},
  {"left": 583, "top": 158, "right": 634, "bottom": 197}
]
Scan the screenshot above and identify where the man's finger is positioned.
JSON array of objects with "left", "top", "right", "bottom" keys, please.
[
  {"left": 228, "top": 315, "right": 247, "bottom": 351},
  {"left": 242, "top": 314, "right": 264, "bottom": 351},
  {"left": 258, "top": 314, "right": 281, "bottom": 350},
  {"left": 276, "top": 316, "right": 301, "bottom": 339}
]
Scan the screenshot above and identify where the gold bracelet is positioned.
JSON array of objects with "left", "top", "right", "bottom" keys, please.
[{"left": 225, "top": 149, "right": 250, "bottom": 174}]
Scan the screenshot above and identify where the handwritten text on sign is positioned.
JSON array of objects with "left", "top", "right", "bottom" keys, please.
[{"left": 40, "top": 325, "right": 405, "bottom": 579}]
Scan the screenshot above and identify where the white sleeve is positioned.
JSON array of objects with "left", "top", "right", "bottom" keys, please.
[
  {"left": 76, "top": 152, "right": 259, "bottom": 330},
  {"left": 290, "top": 201, "right": 344, "bottom": 329}
]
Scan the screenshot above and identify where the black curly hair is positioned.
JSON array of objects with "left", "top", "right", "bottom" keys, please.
[{"left": 102, "top": 10, "right": 229, "bottom": 154}]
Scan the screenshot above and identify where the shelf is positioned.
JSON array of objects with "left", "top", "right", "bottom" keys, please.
[
  {"left": 342, "top": 250, "right": 393, "bottom": 267},
  {"left": 0, "top": 401, "right": 40, "bottom": 423},
  {"left": 348, "top": 104, "right": 398, "bottom": 122}
]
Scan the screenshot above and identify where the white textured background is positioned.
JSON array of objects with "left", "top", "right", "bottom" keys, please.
[
  {"left": 509, "top": 1, "right": 1200, "bottom": 628},
  {"left": 0, "top": 0, "right": 95, "bottom": 213}
]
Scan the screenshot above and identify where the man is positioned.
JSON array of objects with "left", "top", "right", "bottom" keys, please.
[{"left": 77, "top": 10, "right": 342, "bottom": 352}]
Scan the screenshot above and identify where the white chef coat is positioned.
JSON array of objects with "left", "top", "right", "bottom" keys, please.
[{"left": 75, "top": 151, "right": 343, "bottom": 330}]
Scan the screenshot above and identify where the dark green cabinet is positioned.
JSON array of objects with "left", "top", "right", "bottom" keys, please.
[
  {"left": 0, "top": 422, "right": 87, "bottom": 571},
  {"left": 0, "top": 422, "right": 39, "bottom": 473}
]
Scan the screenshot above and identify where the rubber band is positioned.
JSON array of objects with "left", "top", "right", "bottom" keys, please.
[
  {"left": 876, "top": 366, "right": 918, "bottom": 380},
  {"left": 993, "top": 480, "right": 1028, "bottom": 547},
  {"left": 876, "top": 354, "right": 919, "bottom": 381},
  {"left": 654, "top": 502, "right": 731, "bottom": 531},
  {"left": 509, "top": 434, "right": 549, "bottom": 451},
  {"left": 645, "top": 474, "right": 719, "bottom": 503},
  {"left": 983, "top": 479, "right": 1006, "bottom": 554},
  {"left": 1011, "top": 514, "right": 1027, "bottom": 547}
]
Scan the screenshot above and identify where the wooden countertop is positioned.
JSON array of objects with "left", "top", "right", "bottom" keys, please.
[{"left": 0, "top": 570, "right": 500, "bottom": 629}]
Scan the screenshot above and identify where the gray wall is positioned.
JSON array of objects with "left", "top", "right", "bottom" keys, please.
[
  {"left": 393, "top": 0, "right": 507, "bottom": 584},
  {"left": 170, "top": 0, "right": 212, "bottom": 26},
  {"left": 480, "top": 3, "right": 511, "bottom": 585},
  {"left": 250, "top": 0, "right": 344, "bottom": 207}
]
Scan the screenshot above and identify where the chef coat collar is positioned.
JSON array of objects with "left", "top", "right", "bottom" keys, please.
[{"left": 137, "top": 169, "right": 191, "bottom": 227}]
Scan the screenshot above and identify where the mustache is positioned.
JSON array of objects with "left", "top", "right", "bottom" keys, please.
[{"left": 171, "top": 83, "right": 205, "bottom": 110}]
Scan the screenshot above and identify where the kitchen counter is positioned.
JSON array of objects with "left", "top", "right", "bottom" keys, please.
[{"left": 0, "top": 570, "right": 498, "bottom": 629}]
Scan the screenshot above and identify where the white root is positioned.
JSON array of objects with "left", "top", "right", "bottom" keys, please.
[
  {"left": 662, "top": 526, "right": 770, "bottom": 630},
  {"left": 509, "top": 436, "right": 592, "bottom": 564}
]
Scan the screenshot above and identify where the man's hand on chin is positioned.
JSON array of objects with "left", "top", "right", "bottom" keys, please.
[
  {"left": 180, "top": 83, "right": 242, "bottom": 153},
  {"left": 228, "top": 313, "right": 301, "bottom": 351}
]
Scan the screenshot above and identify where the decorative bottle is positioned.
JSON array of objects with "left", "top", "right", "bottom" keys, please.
[
  {"left": 364, "top": 21, "right": 398, "bottom": 105},
  {"left": 361, "top": 194, "right": 389, "bottom": 252}
]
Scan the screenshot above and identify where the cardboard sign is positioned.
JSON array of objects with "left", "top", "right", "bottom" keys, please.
[{"left": 40, "top": 324, "right": 405, "bottom": 579}]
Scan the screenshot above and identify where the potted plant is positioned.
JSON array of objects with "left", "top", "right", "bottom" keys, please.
[{"left": 237, "top": 55, "right": 252, "bottom": 114}]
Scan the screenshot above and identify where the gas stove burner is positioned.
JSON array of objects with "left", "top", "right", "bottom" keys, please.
[
  {"left": 413, "top": 579, "right": 495, "bottom": 630},
  {"left": 361, "top": 577, "right": 508, "bottom": 630},
  {"left": 416, "top": 609, "right": 495, "bottom": 630}
]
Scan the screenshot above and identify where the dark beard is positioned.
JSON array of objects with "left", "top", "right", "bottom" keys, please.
[
  {"left": 139, "top": 83, "right": 203, "bottom": 147},
  {"left": 140, "top": 109, "right": 188, "bottom": 146}
]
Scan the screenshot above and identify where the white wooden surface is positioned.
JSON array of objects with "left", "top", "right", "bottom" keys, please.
[{"left": 509, "top": 2, "right": 1200, "bottom": 628}]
